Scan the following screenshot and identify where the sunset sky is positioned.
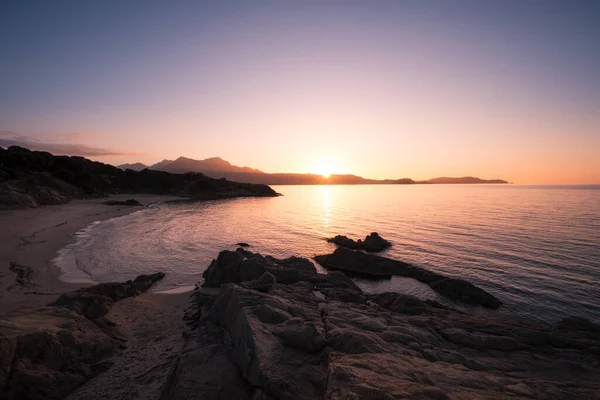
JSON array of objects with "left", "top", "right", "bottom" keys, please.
[{"left": 1, "top": 1, "right": 599, "bottom": 184}]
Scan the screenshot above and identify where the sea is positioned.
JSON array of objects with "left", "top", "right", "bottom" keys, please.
[{"left": 54, "top": 184, "right": 600, "bottom": 324}]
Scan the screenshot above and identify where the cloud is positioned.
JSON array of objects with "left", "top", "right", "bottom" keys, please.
[{"left": 0, "top": 130, "right": 142, "bottom": 157}]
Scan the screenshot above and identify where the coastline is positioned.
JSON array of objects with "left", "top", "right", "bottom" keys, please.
[{"left": 0, "top": 194, "right": 188, "bottom": 316}]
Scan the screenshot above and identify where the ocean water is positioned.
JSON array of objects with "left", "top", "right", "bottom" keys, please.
[{"left": 54, "top": 185, "right": 600, "bottom": 324}]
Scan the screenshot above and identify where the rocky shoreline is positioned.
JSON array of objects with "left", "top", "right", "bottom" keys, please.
[{"left": 2, "top": 247, "right": 599, "bottom": 399}]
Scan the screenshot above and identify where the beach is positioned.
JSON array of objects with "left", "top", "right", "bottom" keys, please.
[
  {"left": 0, "top": 195, "right": 199, "bottom": 399},
  {"left": 0, "top": 194, "right": 187, "bottom": 315}
]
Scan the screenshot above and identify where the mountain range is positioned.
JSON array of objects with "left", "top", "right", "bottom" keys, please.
[{"left": 117, "top": 157, "right": 507, "bottom": 185}]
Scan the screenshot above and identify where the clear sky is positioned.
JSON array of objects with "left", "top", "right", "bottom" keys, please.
[{"left": 1, "top": 0, "right": 599, "bottom": 184}]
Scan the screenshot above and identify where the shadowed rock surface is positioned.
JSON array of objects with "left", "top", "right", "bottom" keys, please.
[
  {"left": 327, "top": 232, "right": 392, "bottom": 252},
  {"left": 0, "top": 273, "right": 164, "bottom": 399},
  {"left": 164, "top": 249, "right": 600, "bottom": 399},
  {"left": 0, "top": 146, "right": 278, "bottom": 209},
  {"left": 315, "top": 247, "right": 502, "bottom": 308}
]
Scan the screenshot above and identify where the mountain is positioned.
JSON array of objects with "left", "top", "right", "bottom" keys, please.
[
  {"left": 119, "top": 156, "right": 508, "bottom": 185},
  {"left": 0, "top": 146, "right": 278, "bottom": 209},
  {"left": 427, "top": 177, "right": 508, "bottom": 184},
  {"left": 117, "top": 162, "right": 147, "bottom": 171},
  {"left": 150, "top": 156, "right": 262, "bottom": 175}
]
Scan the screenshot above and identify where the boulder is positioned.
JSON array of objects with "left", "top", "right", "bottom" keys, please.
[
  {"left": 0, "top": 307, "right": 117, "bottom": 399},
  {"left": 202, "top": 249, "right": 317, "bottom": 287},
  {"left": 326, "top": 232, "right": 391, "bottom": 252}
]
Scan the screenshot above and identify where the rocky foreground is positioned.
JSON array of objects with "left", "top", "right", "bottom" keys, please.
[
  {"left": 2, "top": 249, "right": 600, "bottom": 399},
  {"left": 0, "top": 273, "right": 165, "bottom": 399},
  {"left": 170, "top": 248, "right": 600, "bottom": 399}
]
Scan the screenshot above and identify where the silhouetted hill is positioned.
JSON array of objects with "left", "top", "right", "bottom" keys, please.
[
  {"left": 151, "top": 156, "right": 262, "bottom": 175},
  {"left": 427, "top": 177, "right": 508, "bottom": 184},
  {"left": 117, "top": 162, "right": 147, "bottom": 171},
  {"left": 116, "top": 155, "right": 507, "bottom": 185},
  {"left": 0, "top": 146, "right": 278, "bottom": 209}
]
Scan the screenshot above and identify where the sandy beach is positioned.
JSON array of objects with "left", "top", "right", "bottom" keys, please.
[{"left": 0, "top": 194, "right": 188, "bottom": 316}]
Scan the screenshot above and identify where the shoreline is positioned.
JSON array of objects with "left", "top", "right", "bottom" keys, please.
[{"left": 0, "top": 194, "right": 188, "bottom": 316}]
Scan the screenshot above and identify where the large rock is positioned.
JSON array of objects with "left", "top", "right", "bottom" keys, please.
[
  {"left": 327, "top": 232, "right": 392, "bottom": 252},
  {"left": 315, "top": 247, "right": 502, "bottom": 308},
  {"left": 0, "top": 307, "right": 117, "bottom": 399},
  {"left": 202, "top": 249, "right": 317, "bottom": 287},
  {"left": 180, "top": 250, "right": 600, "bottom": 399}
]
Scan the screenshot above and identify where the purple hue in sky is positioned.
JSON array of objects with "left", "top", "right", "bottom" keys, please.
[{"left": 1, "top": 1, "right": 599, "bottom": 183}]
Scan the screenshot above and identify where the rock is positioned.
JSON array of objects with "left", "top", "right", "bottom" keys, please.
[
  {"left": 315, "top": 248, "right": 502, "bottom": 309},
  {"left": 0, "top": 145, "right": 279, "bottom": 209},
  {"left": 553, "top": 316, "right": 600, "bottom": 333},
  {"left": 429, "top": 278, "right": 502, "bottom": 309},
  {"left": 202, "top": 249, "right": 317, "bottom": 287},
  {"left": 361, "top": 232, "right": 392, "bottom": 252},
  {"left": 326, "top": 232, "right": 391, "bottom": 252},
  {"left": 273, "top": 317, "right": 327, "bottom": 353},
  {"left": 49, "top": 272, "right": 165, "bottom": 319},
  {"left": 0, "top": 307, "right": 118, "bottom": 399},
  {"left": 236, "top": 242, "right": 250, "bottom": 247},
  {"left": 181, "top": 249, "right": 600, "bottom": 399},
  {"left": 103, "top": 198, "right": 142, "bottom": 206},
  {"left": 314, "top": 272, "right": 364, "bottom": 303}
]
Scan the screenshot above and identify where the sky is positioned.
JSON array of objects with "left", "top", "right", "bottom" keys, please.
[{"left": 1, "top": 0, "right": 599, "bottom": 184}]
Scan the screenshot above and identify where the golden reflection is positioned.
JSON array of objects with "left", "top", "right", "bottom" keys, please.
[{"left": 321, "top": 185, "right": 330, "bottom": 227}]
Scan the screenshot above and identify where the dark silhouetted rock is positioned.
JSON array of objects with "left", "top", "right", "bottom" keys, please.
[
  {"left": 49, "top": 272, "right": 165, "bottom": 319},
  {"left": 429, "top": 277, "right": 502, "bottom": 309},
  {"left": 236, "top": 242, "right": 250, "bottom": 247},
  {"left": 0, "top": 146, "right": 278, "bottom": 209},
  {"left": 202, "top": 249, "right": 317, "bottom": 287},
  {"left": 326, "top": 232, "right": 392, "bottom": 252},
  {"left": 361, "top": 232, "right": 392, "bottom": 252},
  {"left": 103, "top": 198, "right": 142, "bottom": 206},
  {"left": 315, "top": 247, "right": 502, "bottom": 308}
]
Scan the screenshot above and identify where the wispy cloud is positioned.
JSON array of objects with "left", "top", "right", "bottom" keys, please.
[{"left": 0, "top": 131, "right": 142, "bottom": 157}]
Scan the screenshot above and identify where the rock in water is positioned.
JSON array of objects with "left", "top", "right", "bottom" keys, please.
[
  {"left": 326, "top": 232, "right": 392, "bottom": 252},
  {"left": 314, "top": 247, "right": 502, "bottom": 308},
  {"left": 361, "top": 232, "right": 392, "bottom": 252}
]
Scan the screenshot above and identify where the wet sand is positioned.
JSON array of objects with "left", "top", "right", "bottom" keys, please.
[{"left": 0, "top": 194, "right": 188, "bottom": 316}]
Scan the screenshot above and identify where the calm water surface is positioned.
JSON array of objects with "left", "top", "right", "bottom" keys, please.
[{"left": 55, "top": 185, "right": 600, "bottom": 324}]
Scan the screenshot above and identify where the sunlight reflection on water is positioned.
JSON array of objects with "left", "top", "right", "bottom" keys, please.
[{"left": 55, "top": 185, "right": 600, "bottom": 324}]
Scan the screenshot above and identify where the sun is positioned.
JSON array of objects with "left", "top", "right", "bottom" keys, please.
[{"left": 311, "top": 159, "right": 339, "bottom": 178}]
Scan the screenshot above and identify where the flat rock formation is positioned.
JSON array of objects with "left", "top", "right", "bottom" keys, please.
[
  {"left": 0, "top": 146, "right": 278, "bottom": 209},
  {"left": 315, "top": 247, "right": 502, "bottom": 309},
  {"left": 163, "top": 249, "right": 600, "bottom": 399},
  {"left": 327, "top": 232, "right": 392, "bottom": 252},
  {"left": 0, "top": 273, "right": 164, "bottom": 399}
]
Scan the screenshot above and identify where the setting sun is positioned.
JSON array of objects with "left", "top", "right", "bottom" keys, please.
[{"left": 311, "top": 159, "right": 340, "bottom": 178}]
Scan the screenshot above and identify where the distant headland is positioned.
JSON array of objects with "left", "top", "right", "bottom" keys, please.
[
  {"left": 0, "top": 146, "right": 278, "bottom": 209},
  {"left": 117, "top": 156, "right": 508, "bottom": 185}
]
